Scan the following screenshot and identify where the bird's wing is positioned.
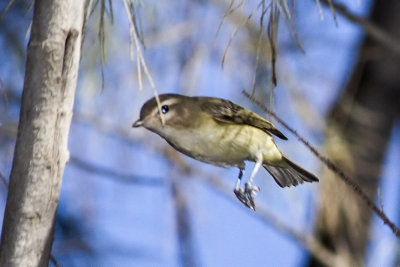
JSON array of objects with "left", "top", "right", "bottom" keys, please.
[{"left": 199, "top": 98, "right": 288, "bottom": 140}]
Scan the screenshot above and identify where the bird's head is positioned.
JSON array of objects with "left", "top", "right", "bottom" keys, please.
[{"left": 132, "top": 94, "right": 193, "bottom": 135}]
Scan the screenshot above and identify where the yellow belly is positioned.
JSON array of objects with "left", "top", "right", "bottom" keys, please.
[{"left": 163, "top": 123, "right": 283, "bottom": 168}]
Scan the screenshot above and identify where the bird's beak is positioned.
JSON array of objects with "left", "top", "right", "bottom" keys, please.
[{"left": 132, "top": 119, "right": 143, "bottom": 128}]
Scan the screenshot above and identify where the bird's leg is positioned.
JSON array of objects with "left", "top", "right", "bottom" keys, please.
[
  {"left": 233, "top": 168, "right": 249, "bottom": 207},
  {"left": 244, "top": 155, "right": 262, "bottom": 210}
]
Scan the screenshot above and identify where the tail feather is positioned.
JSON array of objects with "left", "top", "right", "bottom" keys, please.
[{"left": 263, "top": 156, "right": 319, "bottom": 188}]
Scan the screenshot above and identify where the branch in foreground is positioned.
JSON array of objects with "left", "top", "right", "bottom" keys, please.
[{"left": 242, "top": 90, "right": 400, "bottom": 238}]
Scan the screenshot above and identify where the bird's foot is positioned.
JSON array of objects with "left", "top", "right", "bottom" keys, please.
[
  {"left": 234, "top": 188, "right": 250, "bottom": 208},
  {"left": 245, "top": 182, "right": 260, "bottom": 211},
  {"left": 233, "top": 183, "right": 260, "bottom": 211}
]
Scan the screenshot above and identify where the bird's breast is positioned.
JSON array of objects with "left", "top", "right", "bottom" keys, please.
[{"left": 159, "top": 123, "right": 281, "bottom": 168}]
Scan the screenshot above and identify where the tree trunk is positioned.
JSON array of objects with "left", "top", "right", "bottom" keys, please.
[
  {"left": 309, "top": 1, "right": 400, "bottom": 266},
  {"left": 0, "top": 1, "right": 84, "bottom": 266}
]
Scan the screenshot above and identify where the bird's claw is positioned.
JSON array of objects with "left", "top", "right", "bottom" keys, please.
[
  {"left": 245, "top": 182, "right": 260, "bottom": 211},
  {"left": 234, "top": 188, "right": 249, "bottom": 208},
  {"left": 234, "top": 183, "right": 260, "bottom": 211}
]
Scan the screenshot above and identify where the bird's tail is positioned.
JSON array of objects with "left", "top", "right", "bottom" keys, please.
[{"left": 263, "top": 156, "right": 319, "bottom": 188}]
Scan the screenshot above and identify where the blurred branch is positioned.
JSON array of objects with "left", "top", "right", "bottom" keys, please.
[
  {"left": 215, "top": 0, "right": 400, "bottom": 59},
  {"left": 162, "top": 147, "right": 338, "bottom": 267},
  {"left": 73, "top": 112, "right": 140, "bottom": 146},
  {"left": 76, "top": 110, "right": 339, "bottom": 262},
  {"left": 242, "top": 90, "right": 400, "bottom": 238},
  {"left": 49, "top": 254, "right": 60, "bottom": 267},
  {"left": 0, "top": 171, "right": 8, "bottom": 189},
  {"left": 98, "top": 0, "right": 107, "bottom": 91},
  {"left": 322, "top": 0, "right": 400, "bottom": 56},
  {"left": 0, "top": 0, "right": 16, "bottom": 22},
  {"left": 278, "top": 65, "right": 325, "bottom": 132},
  {"left": 122, "top": 0, "right": 165, "bottom": 125},
  {"left": 199, "top": 172, "right": 337, "bottom": 267},
  {"left": 221, "top": 0, "right": 263, "bottom": 69},
  {"left": 171, "top": 178, "right": 199, "bottom": 267},
  {"left": 69, "top": 155, "right": 164, "bottom": 186},
  {"left": 0, "top": 122, "right": 18, "bottom": 139}
]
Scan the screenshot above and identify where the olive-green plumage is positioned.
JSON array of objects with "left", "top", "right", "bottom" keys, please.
[{"left": 133, "top": 94, "right": 318, "bottom": 210}]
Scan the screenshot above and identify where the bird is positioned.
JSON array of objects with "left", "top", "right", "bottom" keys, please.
[{"left": 132, "top": 94, "right": 319, "bottom": 210}]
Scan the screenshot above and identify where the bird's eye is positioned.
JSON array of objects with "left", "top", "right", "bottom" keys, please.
[{"left": 161, "top": 105, "right": 169, "bottom": 114}]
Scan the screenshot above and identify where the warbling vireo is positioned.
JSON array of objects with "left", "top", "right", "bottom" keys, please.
[{"left": 133, "top": 94, "right": 318, "bottom": 210}]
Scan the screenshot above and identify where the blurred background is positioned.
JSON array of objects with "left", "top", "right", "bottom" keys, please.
[{"left": 0, "top": 0, "right": 399, "bottom": 266}]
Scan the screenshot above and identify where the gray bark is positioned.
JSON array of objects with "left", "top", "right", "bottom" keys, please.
[{"left": 0, "top": 0, "right": 84, "bottom": 266}]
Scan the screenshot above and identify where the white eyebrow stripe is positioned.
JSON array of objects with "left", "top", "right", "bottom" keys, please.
[
  {"left": 161, "top": 98, "right": 180, "bottom": 106},
  {"left": 150, "top": 98, "right": 180, "bottom": 116}
]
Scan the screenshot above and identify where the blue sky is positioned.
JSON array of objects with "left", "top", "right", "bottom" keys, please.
[{"left": 0, "top": 0, "right": 399, "bottom": 266}]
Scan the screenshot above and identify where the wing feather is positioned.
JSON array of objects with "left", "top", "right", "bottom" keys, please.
[{"left": 199, "top": 98, "right": 288, "bottom": 140}]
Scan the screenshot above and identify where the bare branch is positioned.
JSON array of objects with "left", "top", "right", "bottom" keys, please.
[
  {"left": 69, "top": 156, "right": 164, "bottom": 186},
  {"left": 242, "top": 90, "right": 400, "bottom": 238},
  {"left": 171, "top": 178, "right": 199, "bottom": 267}
]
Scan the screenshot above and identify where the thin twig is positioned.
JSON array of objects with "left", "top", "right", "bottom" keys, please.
[
  {"left": 213, "top": 0, "right": 242, "bottom": 48},
  {"left": 315, "top": 0, "right": 325, "bottom": 20},
  {"left": 267, "top": 4, "right": 278, "bottom": 88},
  {"left": 221, "top": 1, "right": 264, "bottom": 69},
  {"left": 99, "top": 0, "right": 106, "bottom": 92},
  {"left": 0, "top": 0, "right": 16, "bottom": 23},
  {"left": 327, "top": 0, "right": 337, "bottom": 26},
  {"left": 284, "top": 0, "right": 305, "bottom": 53},
  {"left": 122, "top": 0, "right": 165, "bottom": 125},
  {"left": 251, "top": 1, "right": 269, "bottom": 97},
  {"left": 0, "top": 171, "right": 8, "bottom": 188},
  {"left": 108, "top": 0, "right": 114, "bottom": 23},
  {"left": 321, "top": 0, "right": 400, "bottom": 56},
  {"left": 275, "top": 0, "right": 288, "bottom": 21},
  {"left": 266, "top": 4, "right": 278, "bottom": 121},
  {"left": 377, "top": 187, "right": 384, "bottom": 213},
  {"left": 50, "top": 254, "right": 60, "bottom": 267},
  {"left": 242, "top": 90, "right": 400, "bottom": 238}
]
